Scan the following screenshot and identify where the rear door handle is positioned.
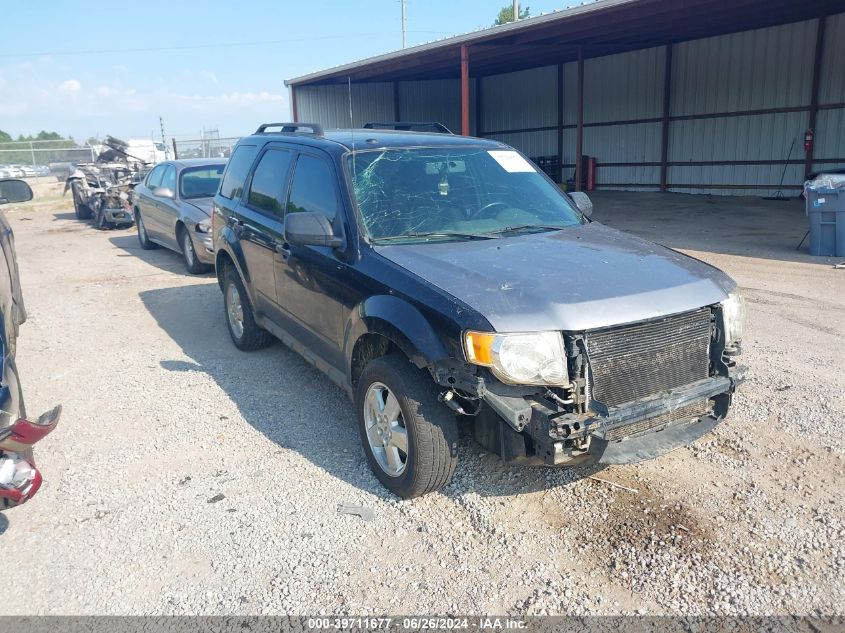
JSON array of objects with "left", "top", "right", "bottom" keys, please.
[
  {"left": 275, "top": 241, "right": 291, "bottom": 257},
  {"left": 228, "top": 216, "right": 245, "bottom": 236}
]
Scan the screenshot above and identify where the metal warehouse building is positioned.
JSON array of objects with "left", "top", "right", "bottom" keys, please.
[{"left": 285, "top": 0, "right": 845, "bottom": 196}]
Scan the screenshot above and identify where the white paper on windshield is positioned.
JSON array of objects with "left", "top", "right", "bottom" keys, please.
[{"left": 487, "top": 150, "right": 536, "bottom": 173}]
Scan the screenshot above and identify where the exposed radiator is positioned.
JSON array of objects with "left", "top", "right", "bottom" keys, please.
[{"left": 586, "top": 307, "right": 712, "bottom": 408}]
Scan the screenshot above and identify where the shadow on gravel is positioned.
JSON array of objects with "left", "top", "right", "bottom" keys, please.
[
  {"left": 109, "top": 234, "right": 214, "bottom": 277},
  {"left": 52, "top": 212, "right": 77, "bottom": 221},
  {"left": 0, "top": 513, "right": 8, "bottom": 535},
  {"left": 140, "top": 283, "right": 601, "bottom": 500}
]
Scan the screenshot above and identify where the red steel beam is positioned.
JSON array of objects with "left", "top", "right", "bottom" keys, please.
[
  {"left": 575, "top": 46, "right": 584, "bottom": 191},
  {"left": 460, "top": 44, "right": 470, "bottom": 136}
]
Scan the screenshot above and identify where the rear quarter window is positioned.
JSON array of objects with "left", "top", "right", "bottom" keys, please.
[{"left": 219, "top": 144, "right": 258, "bottom": 200}]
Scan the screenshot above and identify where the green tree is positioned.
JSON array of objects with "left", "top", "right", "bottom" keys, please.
[
  {"left": 0, "top": 130, "right": 12, "bottom": 143},
  {"left": 493, "top": 4, "right": 530, "bottom": 25}
]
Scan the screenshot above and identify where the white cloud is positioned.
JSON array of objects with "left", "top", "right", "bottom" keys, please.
[
  {"left": 57, "top": 79, "right": 81, "bottom": 94},
  {"left": 199, "top": 70, "right": 218, "bottom": 84},
  {"left": 176, "top": 91, "right": 285, "bottom": 105},
  {"left": 96, "top": 86, "right": 137, "bottom": 98}
]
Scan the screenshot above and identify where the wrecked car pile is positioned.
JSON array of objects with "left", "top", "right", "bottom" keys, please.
[{"left": 65, "top": 136, "right": 154, "bottom": 229}]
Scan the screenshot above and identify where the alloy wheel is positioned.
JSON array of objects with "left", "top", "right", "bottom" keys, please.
[
  {"left": 363, "top": 382, "right": 409, "bottom": 477},
  {"left": 226, "top": 283, "right": 244, "bottom": 339},
  {"left": 183, "top": 231, "right": 195, "bottom": 267}
]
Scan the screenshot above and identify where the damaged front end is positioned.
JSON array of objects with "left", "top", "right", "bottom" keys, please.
[
  {"left": 64, "top": 136, "right": 152, "bottom": 229},
  {"left": 432, "top": 303, "right": 746, "bottom": 467},
  {"left": 0, "top": 406, "right": 61, "bottom": 509}
]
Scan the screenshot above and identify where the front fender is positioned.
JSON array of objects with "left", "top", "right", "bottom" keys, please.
[{"left": 344, "top": 294, "right": 450, "bottom": 380}]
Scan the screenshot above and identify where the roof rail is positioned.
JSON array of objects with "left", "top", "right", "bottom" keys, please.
[
  {"left": 255, "top": 122, "right": 324, "bottom": 136},
  {"left": 363, "top": 122, "right": 453, "bottom": 134}
]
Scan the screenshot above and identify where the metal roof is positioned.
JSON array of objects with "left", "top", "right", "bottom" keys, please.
[{"left": 286, "top": 0, "right": 839, "bottom": 86}]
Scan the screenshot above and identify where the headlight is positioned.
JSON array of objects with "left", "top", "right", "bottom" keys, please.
[
  {"left": 721, "top": 290, "right": 745, "bottom": 343},
  {"left": 464, "top": 331, "right": 568, "bottom": 386},
  {"left": 196, "top": 219, "right": 211, "bottom": 233}
]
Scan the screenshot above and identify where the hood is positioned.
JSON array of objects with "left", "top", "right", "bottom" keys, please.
[
  {"left": 375, "top": 222, "right": 735, "bottom": 332},
  {"left": 185, "top": 197, "right": 213, "bottom": 216}
]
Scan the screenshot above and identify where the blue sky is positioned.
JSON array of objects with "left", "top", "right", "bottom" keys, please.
[{"left": 0, "top": 1, "right": 567, "bottom": 142}]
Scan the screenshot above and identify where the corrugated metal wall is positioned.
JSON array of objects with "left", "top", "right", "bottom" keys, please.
[
  {"left": 479, "top": 66, "right": 558, "bottom": 166},
  {"left": 668, "top": 20, "right": 818, "bottom": 195},
  {"left": 294, "top": 12, "right": 845, "bottom": 196},
  {"left": 297, "top": 83, "right": 394, "bottom": 128},
  {"left": 397, "top": 78, "right": 477, "bottom": 135},
  {"left": 582, "top": 47, "right": 665, "bottom": 190}
]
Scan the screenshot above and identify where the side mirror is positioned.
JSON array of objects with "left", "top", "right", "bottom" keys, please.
[
  {"left": 569, "top": 191, "right": 593, "bottom": 217},
  {"left": 285, "top": 211, "right": 343, "bottom": 248},
  {"left": 153, "top": 187, "right": 174, "bottom": 199},
  {"left": 0, "top": 179, "right": 34, "bottom": 205}
]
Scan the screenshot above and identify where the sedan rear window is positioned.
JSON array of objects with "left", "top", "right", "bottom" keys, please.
[
  {"left": 347, "top": 148, "right": 583, "bottom": 242},
  {"left": 180, "top": 164, "right": 225, "bottom": 199}
]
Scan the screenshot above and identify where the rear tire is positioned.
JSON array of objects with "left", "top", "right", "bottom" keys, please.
[
  {"left": 355, "top": 354, "right": 458, "bottom": 499},
  {"left": 71, "top": 182, "right": 92, "bottom": 220},
  {"left": 136, "top": 210, "right": 156, "bottom": 250},
  {"left": 222, "top": 266, "right": 272, "bottom": 351},
  {"left": 179, "top": 226, "right": 208, "bottom": 275}
]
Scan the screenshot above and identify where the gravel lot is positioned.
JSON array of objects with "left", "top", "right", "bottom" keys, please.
[{"left": 1, "top": 192, "right": 843, "bottom": 616}]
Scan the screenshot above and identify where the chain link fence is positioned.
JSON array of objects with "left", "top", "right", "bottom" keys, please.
[
  {"left": 172, "top": 136, "right": 240, "bottom": 160},
  {"left": 0, "top": 139, "right": 98, "bottom": 181}
]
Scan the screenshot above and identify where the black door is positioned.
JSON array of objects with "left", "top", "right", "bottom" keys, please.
[
  {"left": 238, "top": 146, "right": 295, "bottom": 324},
  {"left": 275, "top": 152, "right": 348, "bottom": 369}
]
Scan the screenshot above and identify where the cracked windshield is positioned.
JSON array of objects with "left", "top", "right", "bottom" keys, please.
[{"left": 348, "top": 148, "right": 584, "bottom": 242}]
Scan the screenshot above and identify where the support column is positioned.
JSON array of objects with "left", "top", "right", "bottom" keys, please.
[
  {"left": 557, "top": 63, "right": 564, "bottom": 183},
  {"left": 461, "top": 45, "right": 470, "bottom": 136},
  {"left": 660, "top": 43, "right": 673, "bottom": 191},
  {"left": 575, "top": 47, "right": 584, "bottom": 192},
  {"left": 290, "top": 86, "right": 298, "bottom": 122},
  {"left": 393, "top": 81, "right": 401, "bottom": 121},
  {"left": 806, "top": 15, "right": 827, "bottom": 177}
]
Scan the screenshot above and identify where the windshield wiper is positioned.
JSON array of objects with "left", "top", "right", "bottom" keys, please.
[
  {"left": 372, "top": 231, "right": 499, "bottom": 243},
  {"left": 482, "top": 224, "right": 567, "bottom": 236}
]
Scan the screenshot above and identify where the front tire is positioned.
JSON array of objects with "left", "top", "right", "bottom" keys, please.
[
  {"left": 222, "top": 266, "right": 272, "bottom": 351},
  {"left": 355, "top": 354, "right": 458, "bottom": 499},
  {"left": 179, "top": 226, "right": 208, "bottom": 275},
  {"left": 136, "top": 210, "right": 156, "bottom": 250}
]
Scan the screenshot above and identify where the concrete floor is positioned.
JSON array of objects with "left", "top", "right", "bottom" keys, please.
[{"left": 589, "top": 190, "right": 834, "bottom": 265}]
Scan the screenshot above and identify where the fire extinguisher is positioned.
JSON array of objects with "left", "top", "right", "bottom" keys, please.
[{"left": 804, "top": 128, "right": 814, "bottom": 153}]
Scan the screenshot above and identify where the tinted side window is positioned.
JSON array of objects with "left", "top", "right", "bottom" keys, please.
[
  {"left": 247, "top": 149, "right": 294, "bottom": 216},
  {"left": 147, "top": 165, "right": 165, "bottom": 189},
  {"left": 160, "top": 165, "right": 176, "bottom": 192},
  {"left": 220, "top": 144, "right": 258, "bottom": 200},
  {"left": 287, "top": 155, "right": 338, "bottom": 220}
]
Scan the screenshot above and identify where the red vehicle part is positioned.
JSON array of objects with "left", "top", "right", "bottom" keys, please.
[{"left": 0, "top": 405, "right": 61, "bottom": 509}]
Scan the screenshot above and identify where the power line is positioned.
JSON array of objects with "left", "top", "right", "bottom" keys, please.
[{"left": 0, "top": 31, "right": 455, "bottom": 58}]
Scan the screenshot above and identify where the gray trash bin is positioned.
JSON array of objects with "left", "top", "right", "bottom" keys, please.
[{"left": 805, "top": 173, "right": 845, "bottom": 256}]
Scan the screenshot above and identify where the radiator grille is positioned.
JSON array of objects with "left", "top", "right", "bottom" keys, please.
[
  {"left": 604, "top": 401, "right": 710, "bottom": 441},
  {"left": 586, "top": 308, "right": 712, "bottom": 408}
]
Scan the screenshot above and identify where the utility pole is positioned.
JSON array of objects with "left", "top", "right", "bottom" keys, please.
[
  {"left": 159, "top": 116, "right": 170, "bottom": 159},
  {"left": 513, "top": 0, "right": 519, "bottom": 21},
  {"left": 401, "top": 0, "right": 407, "bottom": 48}
]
